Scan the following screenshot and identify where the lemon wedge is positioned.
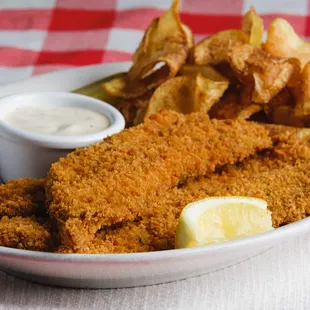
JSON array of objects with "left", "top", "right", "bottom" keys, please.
[{"left": 175, "top": 196, "right": 273, "bottom": 249}]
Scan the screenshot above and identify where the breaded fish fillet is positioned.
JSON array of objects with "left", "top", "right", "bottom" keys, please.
[
  {"left": 63, "top": 132, "right": 310, "bottom": 254},
  {"left": 46, "top": 111, "right": 272, "bottom": 252},
  {"left": 0, "top": 216, "right": 52, "bottom": 251},
  {"left": 77, "top": 163, "right": 310, "bottom": 254},
  {"left": 0, "top": 179, "right": 54, "bottom": 252},
  {"left": 1, "top": 121, "right": 309, "bottom": 254},
  {"left": 0, "top": 179, "right": 46, "bottom": 218}
]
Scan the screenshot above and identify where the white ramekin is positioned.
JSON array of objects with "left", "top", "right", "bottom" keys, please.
[{"left": 0, "top": 92, "right": 125, "bottom": 182}]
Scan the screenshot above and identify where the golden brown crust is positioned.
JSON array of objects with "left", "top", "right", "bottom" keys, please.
[
  {"left": 186, "top": 164, "right": 310, "bottom": 228},
  {"left": 0, "top": 179, "right": 46, "bottom": 218},
  {"left": 66, "top": 133, "right": 310, "bottom": 254},
  {"left": 46, "top": 111, "right": 272, "bottom": 251},
  {"left": 0, "top": 216, "right": 52, "bottom": 251},
  {"left": 71, "top": 163, "right": 310, "bottom": 254},
  {"left": 56, "top": 222, "right": 152, "bottom": 254},
  {"left": 3, "top": 117, "right": 309, "bottom": 254}
]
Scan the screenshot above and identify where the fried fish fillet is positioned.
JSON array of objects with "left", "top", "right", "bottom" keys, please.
[
  {"left": 1, "top": 120, "right": 308, "bottom": 254},
  {"left": 61, "top": 130, "right": 310, "bottom": 254},
  {"left": 0, "top": 216, "right": 52, "bottom": 252},
  {"left": 46, "top": 111, "right": 272, "bottom": 252},
  {"left": 0, "top": 179, "right": 46, "bottom": 218},
  {"left": 78, "top": 164, "right": 310, "bottom": 254},
  {"left": 0, "top": 179, "right": 53, "bottom": 252}
]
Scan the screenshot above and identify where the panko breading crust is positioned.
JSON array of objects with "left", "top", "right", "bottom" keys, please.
[
  {"left": 46, "top": 111, "right": 272, "bottom": 251},
  {"left": 3, "top": 113, "right": 310, "bottom": 254},
  {"left": 0, "top": 179, "right": 46, "bottom": 218},
  {"left": 58, "top": 127, "right": 310, "bottom": 254},
  {"left": 0, "top": 216, "right": 52, "bottom": 252}
]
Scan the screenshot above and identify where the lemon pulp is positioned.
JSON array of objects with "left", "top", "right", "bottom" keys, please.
[{"left": 175, "top": 196, "right": 273, "bottom": 249}]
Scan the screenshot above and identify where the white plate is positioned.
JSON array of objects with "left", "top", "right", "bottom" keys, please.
[{"left": 0, "top": 62, "right": 309, "bottom": 289}]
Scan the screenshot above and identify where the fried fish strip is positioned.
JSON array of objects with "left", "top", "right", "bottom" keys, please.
[
  {"left": 0, "top": 216, "right": 52, "bottom": 252},
  {"left": 78, "top": 163, "right": 310, "bottom": 254},
  {"left": 66, "top": 132, "right": 310, "bottom": 254},
  {"left": 0, "top": 179, "right": 46, "bottom": 218},
  {"left": 46, "top": 111, "right": 271, "bottom": 252}
]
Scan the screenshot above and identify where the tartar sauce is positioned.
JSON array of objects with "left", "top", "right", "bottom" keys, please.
[{"left": 4, "top": 104, "right": 110, "bottom": 136}]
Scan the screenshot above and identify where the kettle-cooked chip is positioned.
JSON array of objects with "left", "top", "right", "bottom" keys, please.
[
  {"left": 265, "top": 89, "right": 310, "bottom": 127},
  {"left": 265, "top": 18, "right": 310, "bottom": 70},
  {"left": 264, "top": 88, "right": 292, "bottom": 121},
  {"left": 191, "top": 30, "right": 249, "bottom": 66},
  {"left": 210, "top": 86, "right": 262, "bottom": 120},
  {"left": 133, "top": 95, "right": 153, "bottom": 126},
  {"left": 182, "top": 24, "right": 194, "bottom": 49},
  {"left": 209, "top": 90, "right": 239, "bottom": 119},
  {"left": 103, "top": 68, "right": 169, "bottom": 100},
  {"left": 229, "top": 44, "right": 300, "bottom": 104},
  {"left": 295, "top": 61, "right": 310, "bottom": 116},
  {"left": 102, "top": 0, "right": 192, "bottom": 99},
  {"left": 191, "top": 8, "right": 264, "bottom": 66},
  {"left": 270, "top": 105, "right": 305, "bottom": 127},
  {"left": 117, "top": 99, "right": 137, "bottom": 127},
  {"left": 238, "top": 84, "right": 263, "bottom": 118},
  {"left": 101, "top": 5, "right": 310, "bottom": 129},
  {"left": 117, "top": 93, "right": 153, "bottom": 127},
  {"left": 241, "top": 7, "right": 264, "bottom": 47},
  {"left": 144, "top": 74, "right": 229, "bottom": 118},
  {"left": 179, "top": 64, "right": 228, "bottom": 82}
]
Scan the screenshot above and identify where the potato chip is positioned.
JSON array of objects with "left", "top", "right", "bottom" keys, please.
[
  {"left": 182, "top": 24, "right": 194, "bottom": 49},
  {"left": 265, "top": 89, "right": 310, "bottom": 127},
  {"left": 209, "top": 90, "right": 238, "bottom": 119},
  {"left": 118, "top": 93, "right": 153, "bottom": 127},
  {"left": 286, "top": 58, "right": 302, "bottom": 88},
  {"left": 294, "top": 61, "right": 310, "bottom": 116},
  {"left": 103, "top": 0, "right": 192, "bottom": 99},
  {"left": 133, "top": 95, "right": 153, "bottom": 126},
  {"left": 264, "top": 88, "right": 292, "bottom": 121},
  {"left": 191, "top": 8, "right": 264, "bottom": 66},
  {"left": 210, "top": 86, "right": 262, "bottom": 120},
  {"left": 191, "top": 30, "right": 249, "bottom": 66},
  {"left": 238, "top": 84, "right": 263, "bottom": 118},
  {"left": 144, "top": 74, "right": 228, "bottom": 118},
  {"left": 229, "top": 44, "right": 300, "bottom": 104},
  {"left": 179, "top": 64, "right": 228, "bottom": 82},
  {"left": 117, "top": 99, "right": 138, "bottom": 127},
  {"left": 265, "top": 18, "right": 310, "bottom": 69},
  {"left": 214, "top": 63, "right": 240, "bottom": 86},
  {"left": 100, "top": 5, "right": 310, "bottom": 129},
  {"left": 236, "top": 104, "right": 263, "bottom": 120},
  {"left": 271, "top": 105, "right": 304, "bottom": 127},
  {"left": 241, "top": 7, "right": 264, "bottom": 47}
]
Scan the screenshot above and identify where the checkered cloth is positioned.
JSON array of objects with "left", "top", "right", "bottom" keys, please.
[{"left": 0, "top": 0, "right": 309, "bottom": 85}]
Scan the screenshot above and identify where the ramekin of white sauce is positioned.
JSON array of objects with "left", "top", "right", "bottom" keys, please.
[{"left": 0, "top": 92, "right": 125, "bottom": 181}]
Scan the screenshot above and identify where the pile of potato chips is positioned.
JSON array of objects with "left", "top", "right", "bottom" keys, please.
[{"left": 102, "top": 0, "right": 310, "bottom": 128}]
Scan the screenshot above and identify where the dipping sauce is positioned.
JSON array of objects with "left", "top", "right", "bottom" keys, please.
[{"left": 4, "top": 104, "right": 110, "bottom": 136}]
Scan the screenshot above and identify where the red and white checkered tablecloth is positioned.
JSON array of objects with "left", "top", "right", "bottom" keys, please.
[{"left": 0, "top": 0, "right": 309, "bottom": 85}]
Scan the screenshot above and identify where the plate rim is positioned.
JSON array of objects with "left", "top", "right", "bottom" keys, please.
[
  {"left": 0, "top": 62, "right": 309, "bottom": 262},
  {"left": 1, "top": 216, "right": 310, "bottom": 261}
]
